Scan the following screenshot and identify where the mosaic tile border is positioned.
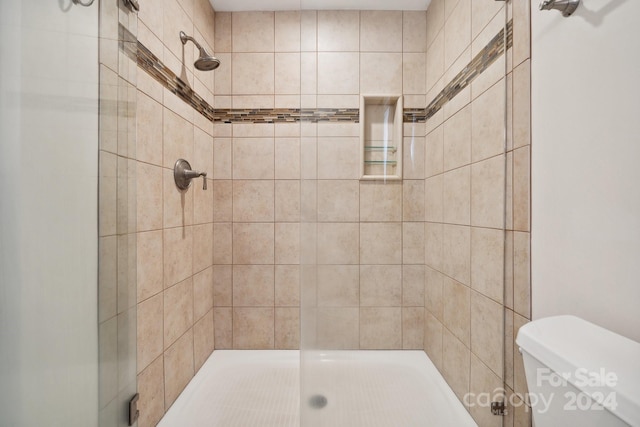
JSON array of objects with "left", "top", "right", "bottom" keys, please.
[{"left": 129, "top": 20, "right": 512, "bottom": 125}]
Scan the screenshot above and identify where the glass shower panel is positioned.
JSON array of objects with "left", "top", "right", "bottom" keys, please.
[
  {"left": 300, "top": 3, "right": 509, "bottom": 426},
  {"left": 0, "top": 1, "right": 102, "bottom": 426}
]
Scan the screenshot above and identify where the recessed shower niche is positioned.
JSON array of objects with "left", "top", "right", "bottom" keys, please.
[{"left": 360, "top": 94, "right": 403, "bottom": 180}]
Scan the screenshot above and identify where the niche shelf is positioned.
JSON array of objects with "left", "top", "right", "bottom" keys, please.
[{"left": 360, "top": 94, "right": 403, "bottom": 180}]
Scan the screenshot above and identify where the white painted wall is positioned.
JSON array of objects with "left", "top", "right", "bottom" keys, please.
[
  {"left": 0, "top": 1, "right": 99, "bottom": 425},
  {"left": 531, "top": 0, "right": 640, "bottom": 342}
]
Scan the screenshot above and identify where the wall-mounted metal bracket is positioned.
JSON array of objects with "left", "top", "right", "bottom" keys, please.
[
  {"left": 128, "top": 393, "right": 139, "bottom": 426},
  {"left": 539, "top": 0, "right": 580, "bottom": 17},
  {"left": 491, "top": 401, "right": 508, "bottom": 416},
  {"left": 123, "top": 0, "right": 140, "bottom": 12}
]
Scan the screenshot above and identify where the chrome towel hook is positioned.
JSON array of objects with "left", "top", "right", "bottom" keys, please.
[{"left": 539, "top": 0, "right": 580, "bottom": 17}]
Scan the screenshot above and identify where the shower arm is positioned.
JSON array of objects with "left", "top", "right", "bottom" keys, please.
[{"left": 180, "top": 31, "right": 205, "bottom": 53}]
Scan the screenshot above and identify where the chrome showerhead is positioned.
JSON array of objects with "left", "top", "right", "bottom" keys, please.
[{"left": 179, "top": 31, "right": 220, "bottom": 71}]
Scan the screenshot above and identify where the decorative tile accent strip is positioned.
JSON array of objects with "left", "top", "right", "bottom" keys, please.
[
  {"left": 418, "top": 20, "right": 514, "bottom": 123},
  {"left": 128, "top": 20, "right": 512, "bottom": 125}
]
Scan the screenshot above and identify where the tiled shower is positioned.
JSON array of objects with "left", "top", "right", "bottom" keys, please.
[{"left": 96, "top": 0, "right": 532, "bottom": 426}]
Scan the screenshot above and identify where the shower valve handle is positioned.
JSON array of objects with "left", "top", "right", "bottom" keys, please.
[{"left": 174, "top": 159, "right": 208, "bottom": 191}]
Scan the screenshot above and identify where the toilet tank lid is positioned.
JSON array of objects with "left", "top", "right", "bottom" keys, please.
[{"left": 516, "top": 315, "right": 640, "bottom": 426}]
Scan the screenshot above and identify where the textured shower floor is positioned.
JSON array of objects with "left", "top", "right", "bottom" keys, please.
[{"left": 157, "top": 350, "right": 477, "bottom": 427}]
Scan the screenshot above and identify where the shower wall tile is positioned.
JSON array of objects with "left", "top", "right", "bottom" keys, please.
[
  {"left": 233, "top": 308, "right": 275, "bottom": 349},
  {"left": 360, "top": 265, "right": 403, "bottom": 306},
  {"left": 444, "top": 0, "right": 471, "bottom": 70},
  {"left": 360, "top": 307, "right": 402, "bottom": 349},
  {"left": 317, "top": 10, "right": 360, "bottom": 52},
  {"left": 471, "top": 227, "right": 504, "bottom": 303},
  {"left": 275, "top": 307, "right": 300, "bottom": 349},
  {"left": 403, "top": 307, "right": 425, "bottom": 349},
  {"left": 163, "top": 278, "right": 194, "bottom": 349},
  {"left": 164, "top": 328, "right": 195, "bottom": 409},
  {"left": 360, "top": 11, "right": 403, "bottom": 52},
  {"left": 443, "top": 277, "right": 471, "bottom": 346},
  {"left": 442, "top": 328, "right": 471, "bottom": 402},
  {"left": 360, "top": 223, "right": 403, "bottom": 265},
  {"left": 471, "top": 291, "right": 503, "bottom": 377},
  {"left": 275, "top": 265, "right": 300, "bottom": 307},
  {"left": 471, "top": 154, "right": 505, "bottom": 229},
  {"left": 233, "top": 265, "right": 275, "bottom": 307},
  {"left": 231, "top": 53, "right": 275, "bottom": 95},
  {"left": 275, "top": 180, "right": 301, "bottom": 222},
  {"left": 232, "top": 223, "right": 275, "bottom": 264},
  {"left": 317, "top": 265, "right": 360, "bottom": 307},
  {"left": 317, "top": 53, "right": 360, "bottom": 95},
  {"left": 232, "top": 180, "right": 275, "bottom": 222},
  {"left": 137, "top": 293, "right": 163, "bottom": 374},
  {"left": 193, "top": 310, "right": 215, "bottom": 371},
  {"left": 193, "top": 267, "right": 214, "bottom": 320},
  {"left": 443, "top": 105, "right": 471, "bottom": 171},
  {"left": 403, "top": 12, "right": 427, "bottom": 53},
  {"left": 275, "top": 11, "right": 301, "bottom": 52},
  {"left": 360, "top": 53, "right": 403, "bottom": 94},
  {"left": 316, "top": 307, "right": 359, "bottom": 349},
  {"left": 213, "top": 307, "right": 233, "bottom": 349},
  {"left": 137, "top": 230, "right": 163, "bottom": 302}
]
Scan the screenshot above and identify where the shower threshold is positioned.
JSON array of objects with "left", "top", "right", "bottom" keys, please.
[{"left": 157, "top": 350, "right": 477, "bottom": 427}]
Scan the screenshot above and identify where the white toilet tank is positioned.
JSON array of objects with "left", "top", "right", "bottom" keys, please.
[{"left": 516, "top": 315, "right": 640, "bottom": 427}]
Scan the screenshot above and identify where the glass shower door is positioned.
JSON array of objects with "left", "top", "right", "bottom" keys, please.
[{"left": 299, "top": 3, "right": 510, "bottom": 426}]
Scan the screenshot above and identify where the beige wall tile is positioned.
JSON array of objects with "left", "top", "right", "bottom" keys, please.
[
  {"left": 471, "top": 0, "right": 503, "bottom": 40},
  {"left": 300, "top": 52, "right": 317, "bottom": 94},
  {"left": 275, "top": 11, "right": 301, "bottom": 52},
  {"left": 359, "top": 181, "right": 403, "bottom": 222},
  {"left": 275, "top": 307, "right": 300, "bottom": 349},
  {"left": 403, "top": 264, "right": 425, "bottom": 306},
  {"left": 424, "top": 311, "right": 443, "bottom": 370},
  {"left": 163, "top": 108, "right": 193, "bottom": 169},
  {"left": 317, "top": 53, "right": 359, "bottom": 94},
  {"left": 471, "top": 227, "right": 504, "bottom": 303},
  {"left": 425, "top": 175, "right": 444, "bottom": 223},
  {"left": 233, "top": 137, "right": 275, "bottom": 179},
  {"left": 360, "top": 307, "right": 402, "bottom": 349},
  {"left": 442, "top": 328, "right": 471, "bottom": 402},
  {"left": 164, "top": 278, "right": 194, "bottom": 349},
  {"left": 214, "top": 12, "right": 231, "bottom": 52},
  {"left": 404, "top": 135, "right": 426, "bottom": 180},
  {"left": 193, "top": 0, "right": 214, "bottom": 48},
  {"left": 426, "top": 30, "right": 445, "bottom": 93},
  {"left": 512, "top": 0, "right": 531, "bottom": 67},
  {"left": 360, "top": 265, "right": 402, "bottom": 306},
  {"left": 213, "top": 137, "right": 232, "bottom": 179},
  {"left": 137, "top": 294, "right": 163, "bottom": 374},
  {"left": 317, "top": 222, "right": 359, "bottom": 265},
  {"left": 360, "top": 11, "right": 402, "bottom": 52},
  {"left": 232, "top": 180, "right": 274, "bottom": 222},
  {"left": 193, "top": 267, "right": 213, "bottom": 320},
  {"left": 470, "top": 354, "right": 503, "bottom": 427},
  {"left": 403, "top": 221, "right": 426, "bottom": 265},
  {"left": 513, "top": 146, "right": 530, "bottom": 232},
  {"left": 425, "top": 222, "right": 444, "bottom": 271},
  {"left": 232, "top": 12, "right": 274, "bottom": 52},
  {"left": 193, "top": 182, "right": 213, "bottom": 225},
  {"left": 163, "top": 168, "right": 194, "bottom": 228},
  {"left": 317, "top": 10, "right": 359, "bottom": 51},
  {"left": 213, "top": 53, "right": 231, "bottom": 95},
  {"left": 213, "top": 222, "right": 232, "bottom": 264},
  {"left": 443, "top": 224, "right": 471, "bottom": 285},
  {"left": 164, "top": 328, "right": 194, "bottom": 409},
  {"left": 275, "top": 223, "right": 300, "bottom": 265},
  {"left": 275, "top": 53, "right": 301, "bottom": 95},
  {"left": 443, "top": 277, "right": 470, "bottom": 346},
  {"left": 213, "top": 307, "right": 232, "bottom": 349},
  {"left": 233, "top": 265, "right": 274, "bottom": 307},
  {"left": 136, "top": 91, "right": 163, "bottom": 166},
  {"left": 403, "top": 11, "right": 427, "bottom": 53},
  {"left": 275, "top": 265, "right": 300, "bottom": 307},
  {"left": 426, "top": 0, "right": 445, "bottom": 48},
  {"left": 403, "top": 53, "right": 427, "bottom": 95},
  {"left": 232, "top": 53, "right": 275, "bottom": 95},
  {"left": 275, "top": 138, "right": 300, "bottom": 180},
  {"left": 233, "top": 308, "right": 275, "bottom": 349},
  {"left": 317, "top": 180, "right": 359, "bottom": 222},
  {"left": 192, "top": 223, "right": 213, "bottom": 273},
  {"left": 212, "top": 180, "right": 232, "bottom": 222},
  {"left": 471, "top": 291, "right": 503, "bottom": 376},
  {"left": 425, "top": 267, "right": 444, "bottom": 321},
  {"left": 193, "top": 310, "right": 214, "bottom": 372},
  {"left": 360, "top": 53, "right": 403, "bottom": 94},
  {"left": 443, "top": 104, "right": 471, "bottom": 171},
  {"left": 163, "top": 226, "right": 193, "bottom": 287},
  {"left": 212, "top": 265, "right": 232, "bottom": 306},
  {"left": 513, "top": 60, "right": 531, "bottom": 150},
  {"left": 471, "top": 154, "right": 505, "bottom": 229},
  {"left": 232, "top": 223, "right": 274, "bottom": 264},
  {"left": 403, "top": 307, "right": 425, "bottom": 349},
  {"left": 403, "top": 180, "right": 425, "bottom": 221},
  {"left": 317, "top": 137, "right": 360, "bottom": 179},
  {"left": 317, "top": 265, "right": 359, "bottom": 307},
  {"left": 513, "top": 231, "right": 531, "bottom": 318},
  {"left": 136, "top": 162, "right": 163, "bottom": 232},
  {"left": 300, "top": 10, "right": 317, "bottom": 51},
  {"left": 471, "top": 82, "right": 504, "bottom": 162},
  {"left": 137, "top": 231, "right": 163, "bottom": 302},
  {"left": 137, "top": 356, "right": 164, "bottom": 427},
  {"left": 99, "top": 237, "right": 117, "bottom": 322},
  {"left": 163, "top": 0, "right": 193, "bottom": 70},
  {"left": 425, "top": 125, "right": 444, "bottom": 177},
  {"left": 275, "top": 180, "right": 301, "bottom": 222},
  {"left": 316, "top": 307, "right": 359, "bottom": 349},
  {"left": 444, "top": 0, "right": 471, "bottom": 70},
  {"left": 360, "top": 223, "right": 402, "bottom": 265},
  {"left": 443, "top": 166, "right": 471, "bottom": 225}
]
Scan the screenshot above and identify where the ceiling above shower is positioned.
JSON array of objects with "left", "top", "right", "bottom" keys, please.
[{"left": 209, "top": 0, "right": 431, "bottom": 12}]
